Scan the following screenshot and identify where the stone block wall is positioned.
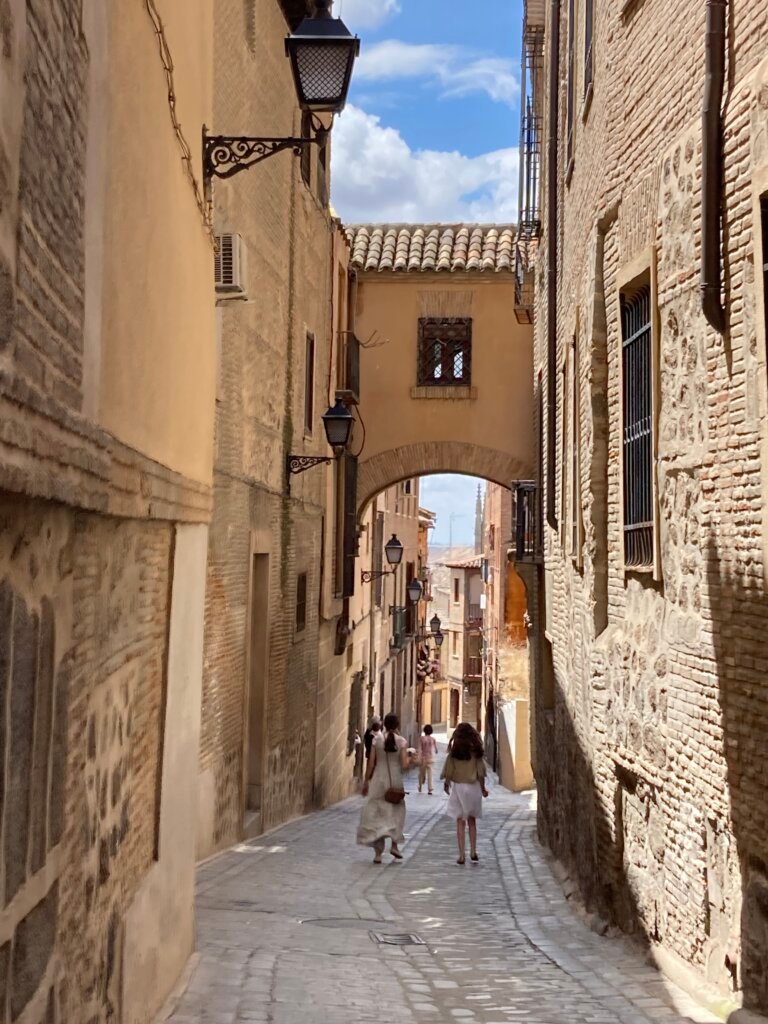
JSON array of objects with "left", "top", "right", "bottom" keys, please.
[{"left": 532, "top": 0, "right": 768, "bottom": 1012}]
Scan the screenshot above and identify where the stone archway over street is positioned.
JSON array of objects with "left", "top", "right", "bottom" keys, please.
[
  {"left": 357, "top": 440, "right": 527, "bottom": 519},
  {"left": 347, "top": 225, "right": 535, "bottom": 510}
]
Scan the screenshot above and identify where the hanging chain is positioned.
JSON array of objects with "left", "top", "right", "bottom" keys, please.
[{"left": 144, "top": 0, "right": 215, "bottom": 239}]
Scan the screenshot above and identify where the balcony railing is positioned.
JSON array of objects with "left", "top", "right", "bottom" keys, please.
[
  {"left": 467, "top": 604, "right": 482, "bottom": 624},
  {"left": 514, "top": 239, "right": 536, "bottom": 325},
  {"left": 514, "top": 481, "right": 542, "bottom": 562},
  {"left": 465, "top": 655, "right": 483, "bottom": 679}
]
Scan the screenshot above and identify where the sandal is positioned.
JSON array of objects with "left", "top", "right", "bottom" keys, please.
[
  {"left": 457, "top": 857, "right": 465, "bottom": 865},
  {"left": 471, "top": 853, "right": 479, "bottom": 863},
  {"left": 373, "top": 855, "right": 383, "bottom": 864}
]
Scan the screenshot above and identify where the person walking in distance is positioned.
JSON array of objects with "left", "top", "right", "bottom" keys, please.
[
  {"left": 418, "top": 724, "right": 438, "bottom": 794},
  {"left": 363, "top": 716, "right": 382, "bottom": 760},
  {"left": 357, "top": 713, "right": 410, "bottom": 864},
  {"left": 441, "top": 722, "right": 488, "bottom": 864}
]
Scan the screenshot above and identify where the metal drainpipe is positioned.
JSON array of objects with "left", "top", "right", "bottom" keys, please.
[
  {"left": 701, "top": 0, "right": 727, "bottom": 334},
  {"left": 546, "top": 0, "right": 561, "bottom": 527}
]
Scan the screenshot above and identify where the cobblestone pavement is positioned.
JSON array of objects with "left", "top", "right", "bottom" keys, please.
[{"left": 162, "top": 761, "right": 720, "bottom": 1024}]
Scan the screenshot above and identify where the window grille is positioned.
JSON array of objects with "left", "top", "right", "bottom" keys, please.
[
  {"left": 566, "top": 0, "right": 575, "bottom": 170},
  {"left": 295, "top": 572, "right": 307, "bottom": 633},
  {"left": 584, "top": 0, "right": 594, "bottom": 95},
  {"left": 514, "top": 481, "right": 540, "bottom": 562},
  {"left": 417, "top": 318, "right": 472, "bottom": 387},
  {"left": 304, "top": 332, "right": 315, "bottom": 435},
  {"left": 621, "top": 286, "right": 654, "bottom": 569}
]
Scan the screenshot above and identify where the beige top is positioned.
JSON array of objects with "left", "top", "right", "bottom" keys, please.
[{"left": 441, "top": 755, "right": 486, "bottom": 785}]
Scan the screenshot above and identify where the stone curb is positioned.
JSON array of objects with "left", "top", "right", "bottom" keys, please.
[
  {"left": 728, "top": 1012, "right": 768, "bottom": 1024},
  {"left": 649, "top": 944, "right": 738, "bottom": 1021}
]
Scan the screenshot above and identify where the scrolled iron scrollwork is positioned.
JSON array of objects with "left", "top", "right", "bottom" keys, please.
[{"left": 203, "top": 134, "right": 306, "bottom": 181}]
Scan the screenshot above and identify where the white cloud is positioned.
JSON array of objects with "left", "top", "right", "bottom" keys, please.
[
  {"left": 355, "top": 40, "right": 518, "bottom": 106},
  {"left": 337, "top": 0, "right": 401, "bottom": 29},
  {"left": 331, "top": 105, "right": 519, "bottom": 223}
]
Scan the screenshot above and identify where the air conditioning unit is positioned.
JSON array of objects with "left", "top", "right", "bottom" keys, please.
[{"left": 214, "top": 233, "right": 247, "bottom": 297}]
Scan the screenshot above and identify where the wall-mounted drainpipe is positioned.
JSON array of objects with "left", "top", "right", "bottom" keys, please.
[
  {"left": 701, "top": 0, "right": 727, "bottom": 334},
  {"left": 546, "top": 0, "right": 560, "bottom": 527}
]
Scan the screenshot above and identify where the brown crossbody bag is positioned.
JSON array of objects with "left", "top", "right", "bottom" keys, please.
[{"left": 384, "top": 749, "right": 405, "bottom": 805}]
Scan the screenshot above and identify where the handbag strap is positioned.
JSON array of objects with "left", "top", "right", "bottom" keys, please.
[{"left": 385, "top": 748, "right": 393, "bottom": 788}]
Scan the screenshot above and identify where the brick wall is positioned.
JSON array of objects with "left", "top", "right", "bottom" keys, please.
[
  {"left": 532, "top": 0, "right": 768, "bottom": 1011},
  {"left": 0, "top": 3, "right": 215, "bottom": 1021},
  {"left": 198, "top": 0, "right": 355, "bottom": 855}
]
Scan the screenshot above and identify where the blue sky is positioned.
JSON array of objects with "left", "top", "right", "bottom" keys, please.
[
  {"left": 331, "top": 0, "right": 522, "bottom": 223},
  {"left": 330, "top": 2, "right": 521, "bottom": 534},
  {"left": 420, "top": 474, "right": 486, "bottom": 547}
]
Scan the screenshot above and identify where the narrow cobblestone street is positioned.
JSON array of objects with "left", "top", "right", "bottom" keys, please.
[{"left": 162, "top": 754, "right": 719, "bottom": 1024}]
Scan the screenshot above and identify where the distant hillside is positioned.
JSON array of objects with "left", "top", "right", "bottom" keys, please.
[{"left": 428, "top": 544, "right": 477, "bottom": 565}]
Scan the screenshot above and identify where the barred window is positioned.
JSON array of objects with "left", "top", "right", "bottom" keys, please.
[
  {"left": 417, "top": 318, "right": 472, "bottom": 386},
  {"left": 295, "top": 572, "right": 307, "bottom": 634},
  {"left": 621, "top": 285, "right": 653, "bottom": 569},
  {"left": 584, "top": 0, "right": 593, "bottom": 96},
  {"left": 761, "top": 194, "right": 768, "bottom": 351},
  {"left": 565, "top": 0, "right": 575, "bottom": 172}
]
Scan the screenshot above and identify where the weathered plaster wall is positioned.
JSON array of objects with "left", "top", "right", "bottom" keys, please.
[{"left": 354, "top": 274, "right": 535, "bottom": 509}]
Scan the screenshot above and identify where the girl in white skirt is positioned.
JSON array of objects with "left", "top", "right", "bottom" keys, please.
[{"left": 441, "top": 722, "right": 489, "bottom": 864}]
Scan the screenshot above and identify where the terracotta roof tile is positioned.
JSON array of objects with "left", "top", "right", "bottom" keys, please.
[{"left": 345, "top": 223, "right": 516, "bottom": 274}]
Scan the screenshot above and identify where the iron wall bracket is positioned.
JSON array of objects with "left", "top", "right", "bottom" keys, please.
[{"left": 203, "top": 124, "right": 327, "bottom": 182}]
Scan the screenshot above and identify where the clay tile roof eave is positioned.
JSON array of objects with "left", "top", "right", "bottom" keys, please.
[{"left": 345, "top": 224, "right": 516, "bottom": 274}]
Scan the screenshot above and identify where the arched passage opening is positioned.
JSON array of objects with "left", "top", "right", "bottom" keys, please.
[
  {"left": 354, "top": 466, "right": 533, "bottom": 794},
  {"left": 356, "top": 441, "right": 534, "bottom": 522}
]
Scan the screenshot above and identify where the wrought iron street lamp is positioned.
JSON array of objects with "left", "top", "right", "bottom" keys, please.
[
  {"left": 203, "top": 1, "right": 359, "bottom": 182},
  {"left": 286, "top": 398, "right": 354, "bottom": 488},
  {"left": 434, "top": 631, "right": 445, "bottom": 648},
  {"left": 430, "top": 613, "right": 441, "bottom": 635},
  {"left": 361, "top": 534, "right": 403, "bottom": 584},
  {"left": 406, "top": 578, "right": 423, "bottom": 604}
]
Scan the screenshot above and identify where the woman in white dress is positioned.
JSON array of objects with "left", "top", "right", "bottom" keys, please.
[{"left": 357, "top": 713, "right": 410, "bottom": 863}]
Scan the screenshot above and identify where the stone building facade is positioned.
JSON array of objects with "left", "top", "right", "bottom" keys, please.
[
  {"left": 524, "top": 0, "right": 768, "bottom": 1012},
  {"left": 0, "top": 3, "right": 216, "bottom": 1023}
]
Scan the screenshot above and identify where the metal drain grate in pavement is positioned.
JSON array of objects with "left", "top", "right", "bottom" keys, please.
[{"left": 369, "top": 932, "right": 425, "bottom": 946}]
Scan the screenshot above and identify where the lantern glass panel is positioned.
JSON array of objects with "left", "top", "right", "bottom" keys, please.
[{"left": 294, "top": 42, "right": 353, "bottom": 110}]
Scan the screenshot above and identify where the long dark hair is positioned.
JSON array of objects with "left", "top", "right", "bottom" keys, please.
[
  {"left": 448, "top": 722, "right": 484, "bottom": 761},
  {"left": 383, "top": 712, "right": 399, "bottom": 752}
]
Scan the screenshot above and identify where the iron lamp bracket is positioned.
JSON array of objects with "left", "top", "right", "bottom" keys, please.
[
  {"left": 203, "top": 121, "right": 328, "bottom": 182},
  {"left": 360, "top": 568, "right": 396, "bottom": 584}
]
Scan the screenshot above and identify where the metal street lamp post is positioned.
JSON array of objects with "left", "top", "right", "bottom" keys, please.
[
  {"left": 203, "top": 0, "right": 359, "bottom": 182},
  {"left": 286, "top": 398, "right": 355, "bottom": 489},
  {"left": 361, "top": 534, "right": 404, "bottom": 584}
]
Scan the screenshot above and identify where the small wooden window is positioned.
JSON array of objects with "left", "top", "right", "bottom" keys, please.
[
  {"left": 304, "top": 332, "right": 315, "bottom": 436},
  {"left": 300, "top": 111, "right": 312, "bottom": 188},
  {"left": 295, "top": 572, "right": 307, "bottom": 634},
  {"left": 453, "top": 578, "right": 460, "bottom": 604},
  {"left": 317, "top": 135, "right": 329, "bottom": 205},
  {"left": 417, "top": 318, "right": 472, "bottom": 386},
  {"left": 451, "top": 631, "right": 458, "bottom": 657}
]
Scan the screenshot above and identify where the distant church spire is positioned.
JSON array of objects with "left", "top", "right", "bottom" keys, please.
[{"left": 474, "top": 483, "right": 484, "bottom": 554}]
